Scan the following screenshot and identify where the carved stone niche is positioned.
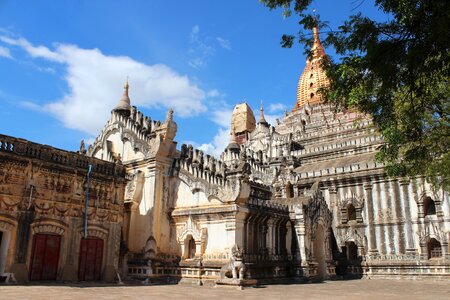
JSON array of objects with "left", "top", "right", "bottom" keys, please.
[
  {"left": 416, "top": 192, "right": 443, "bottom": 219},
  {"left": 177, "top": 216, "right": 207, "bottom": 260},
  {"left": 339, "top": 192, "right": 364, "bottom": 224}
]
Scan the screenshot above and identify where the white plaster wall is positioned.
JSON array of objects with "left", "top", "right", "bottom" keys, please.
[
  {"left": 123, "top": 140, "right": 132, "bottom": 161},
  {"left": 140, "top": 170, "right": 155, "bottom": 215},
  {"left": 204, "top": 222, "right": 229, "bottom": 254},
  {"left": 93, "top": 132, "right": 145, "bottom": 162},
  {"left": 107, "top": 132, "right": 123, "bottom": 154},
  {"left": 93, "top": 149, "right": 103, "bottom": 160},
  {"left": 174, "top": 181, "right": 222, "bottom": 208}
]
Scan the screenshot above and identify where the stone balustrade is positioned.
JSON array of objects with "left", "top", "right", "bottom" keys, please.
[{"left": 0, "top": 134, "right": 126, "bottom": 177}]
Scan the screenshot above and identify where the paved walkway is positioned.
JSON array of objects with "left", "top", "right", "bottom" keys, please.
[{"left": 0, "top": 279, "right": 449, "bottom": 300}]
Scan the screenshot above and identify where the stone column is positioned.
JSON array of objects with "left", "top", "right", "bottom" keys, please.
[
  {"left": 293, "top": 185, "right": 299, "bottom": 198},
  {"left": 383, "top": 180, "right": 396, "bottom": 254},
  {"left": 266, "top": 219, "right": 274, "bottom": 255},
  {"left": 195, "top": 241, "right": 202, "bottom": 258},
  {"left": 441, "top": 241, "right": 449, "bottom": 260},
  {"left": 294, "top": 221, "right": 306, "bottom": 264},
  {"left": 400, "top": 178, "right": 417, "bottom": 254},
  {"left": 260, "top": 222, "right": 268, "bottom": 257},
  {"left": 234, "top": 213, "right": 247, "bottom": 250},
  {"left": 10, "top": 210, "right": 34, "bottom": 281},
  {"left": 285, "top": 223, "right": 292, "bottom": 256},
  {"left": 328, "top": 185, "right": 338, "bottom": 224},
  {"left": 392, "top": 180, "right": 405, "bottom": 253},
  {"left": 127, "top": 203, "right": 140, "bottom": 253},
  {"left": 364, "top": 181, "right": 378, "bottom": 255},
  {"left": 419, "top": 241, "right": 428, "bottom": 260}
]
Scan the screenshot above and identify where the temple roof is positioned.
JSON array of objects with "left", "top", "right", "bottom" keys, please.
[
  {"left": 113, "top": 80, "right": 131, "bottom": 115},
  {"left": 295, "top": 25, "right": 329, "bottom": 109},
  {"left": 294, "top": 153, "right": 375, "bottom": 174}
]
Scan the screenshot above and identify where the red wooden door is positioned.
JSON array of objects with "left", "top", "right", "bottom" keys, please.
[
  {"left": 78, "top": 237, "right": 103, "bottom": 281},
  {"left": 29, "top": 234, "right": 61, "bottom": 281}
]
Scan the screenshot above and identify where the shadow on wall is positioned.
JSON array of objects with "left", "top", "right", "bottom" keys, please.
[{"left": 330, "top": 230, "right": 363, "bottom": 279}]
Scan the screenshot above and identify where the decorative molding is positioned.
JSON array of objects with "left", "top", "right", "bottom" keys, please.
[
  {"left": 177, "top": 215, "right": 207, "bottom": 243},
  {"left": 0, "top": 214, "right": 17, "bottom": 232},
  {"left": 31, "top": 219, "right": 68, "bottom": 235},
  {"left": 78, "top": 225, "right": 108, "bottom": 240}
]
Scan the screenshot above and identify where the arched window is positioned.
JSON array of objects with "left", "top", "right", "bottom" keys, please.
[
  {"left": 423, "top": 197, "right": 436, "bottom": 216},
  {"left": 309, "top": 82, "right": 314, "bottom": 88},
  {"left": 310, "top": 93, "right": 314, "bottom": 99},
  {"left": 427, "top": 238, "right": 442, "bottom": 259},
  {"left": 310, "top": 73, "right": 313, "bottom": 78},
  {"left": 347, "top": 204, "right": 356, "bottom": 221}
]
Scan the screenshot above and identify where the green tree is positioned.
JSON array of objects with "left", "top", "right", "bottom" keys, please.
[{"left": 261, "top": 0, "right": 450, "bottom": 191}]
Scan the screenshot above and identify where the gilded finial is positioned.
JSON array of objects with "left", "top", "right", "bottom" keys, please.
[{"left": 124, "top": 76, "right": 129, "bottom": 95}]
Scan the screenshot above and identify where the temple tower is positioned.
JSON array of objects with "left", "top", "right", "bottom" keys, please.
[{"left": 295, "top": 24, "right": 329, "bottom": 109}]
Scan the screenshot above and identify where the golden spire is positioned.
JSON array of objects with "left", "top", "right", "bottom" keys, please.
[
  {"left": 294, "top": 24, "right": 329, "bottom": 109},
  {"left": 311, "top": 23, "right": 325, "bottom": 59}
]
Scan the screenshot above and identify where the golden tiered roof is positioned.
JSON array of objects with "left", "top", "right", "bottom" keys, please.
[{"left": 295, "top": 25, "right": 329, "bottom": 109}]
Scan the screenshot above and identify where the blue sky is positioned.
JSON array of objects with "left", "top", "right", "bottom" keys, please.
[{"left": 0, "top": 0, "right": 384, "bottom": 157}]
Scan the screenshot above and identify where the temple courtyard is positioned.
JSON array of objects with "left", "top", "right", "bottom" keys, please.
[{"left": 0, "top": 279, "right": 448, "bottom": 300}]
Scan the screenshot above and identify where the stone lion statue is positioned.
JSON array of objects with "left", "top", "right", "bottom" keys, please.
[{"left": 220, "top": 244, "right": 246, "bottom": 280}]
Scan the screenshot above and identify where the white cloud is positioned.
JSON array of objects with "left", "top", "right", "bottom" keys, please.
[
  {"left": 216, "top": 37, "right": 231, "bottom": 50},
  {"left": 0, "top": 46, "right": 12, "bottom": 59},
  {"left": 207, "top": 89, "right": 220, "bottom": 97},
  {"left": 193, "top": 106, "right": 234, "bottom": 157},
  {"left": 19, "top": 101, "right": 44, "bottom": 111},
  {"left": 265, "top": 113, "right": 282, "bottom": 126},
  {"left": 268, "top": 102, "right": 287, "bottom": 113},
  {"left": 2, "top": 35, "right": 208, "bottom": 136},
  {"left": 182, "top": 105, "right": 232, "bottom": 158},
  {"left": 196, "top": 127, "right": 230, "bottom": 158},
  {"left": 1, "top": 36, "right": 64, "bottom": 62},
  {"left": 187, "top": 25, "right": 216, "bottom": 69},
  {"left": 191, "top": 25, "right": 200, "bottom": 36},
  {"left": 188, "top": 58, "right": 205, "bottom": 69},
  {"left": 210, "top": 108, "right": 233, "bottom": 128}
]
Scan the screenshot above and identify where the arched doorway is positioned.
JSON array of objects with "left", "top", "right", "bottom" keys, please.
[
  {"left": 346, "top": 241, "right": 358, "bottom": 260},
  {"left": 29, "top": 234, "right": 62, "bottom": 281},
  {"left": 313, "top": 223, "right": 327, "bottom": 279},
  {"left": 427, "top": 238, "right": 442, "bottom": 259},
  {"left": 78, "top": 237, "right": 104, "bottom": 281}
]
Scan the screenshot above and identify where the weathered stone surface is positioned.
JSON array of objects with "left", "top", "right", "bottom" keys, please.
[{"left": 0, "top": 134, "right": 127, "bottom": 282}]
